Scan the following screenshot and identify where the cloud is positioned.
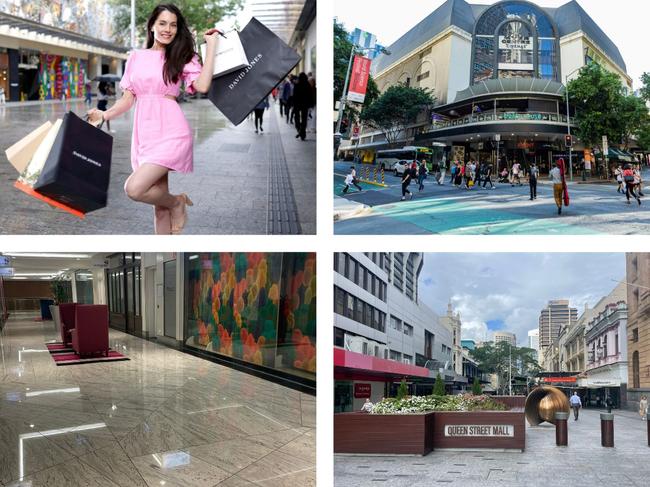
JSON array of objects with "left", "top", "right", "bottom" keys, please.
[{"left": 419, "top": 253, "right": 625, "bottom": 346}]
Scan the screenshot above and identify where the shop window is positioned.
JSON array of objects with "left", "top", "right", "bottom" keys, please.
[{"left": 633, "top": 351, "right": 640, "bottom": 388}]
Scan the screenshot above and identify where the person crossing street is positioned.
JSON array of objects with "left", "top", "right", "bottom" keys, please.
[{"left": 529, "top": 162, "right": 539, "bottom": 200}]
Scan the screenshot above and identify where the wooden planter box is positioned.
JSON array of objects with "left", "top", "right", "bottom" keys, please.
[
  {"left": 334, "top": 408, "right": 525, "bottom": 455},
  {"left": 334, "top": 411, "right": 435, "bottom": 455},
  {"left": 492, "top": 395, "right": 526, "bottom": 409}
]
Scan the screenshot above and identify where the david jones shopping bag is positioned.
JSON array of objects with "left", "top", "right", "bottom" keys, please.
[
  {"left": 11, "top": 111, "right": 113, "bottom": 217},
  {"left": 207, "top": 17, "right": 301, "bottom": 125}
]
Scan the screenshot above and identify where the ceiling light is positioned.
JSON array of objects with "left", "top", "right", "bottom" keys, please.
[{"left": 3, "top": 253, "right": 92, "bottom": 259}]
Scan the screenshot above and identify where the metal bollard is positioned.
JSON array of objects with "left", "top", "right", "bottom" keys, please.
[
  {"left": 381, "top": 168, "right": 385, "bottom": 184},
  {"left": 600, "top": 413, "right": 614, "bottom": 447},
  {"left": 555, "top": 412, "right": 568, "bottom": 446},
  {"left": 365, "top": 166, "right": 369, "bottom": 180},
  {"left": 373, "top": 167, "right": 377, "bottom": 183}
]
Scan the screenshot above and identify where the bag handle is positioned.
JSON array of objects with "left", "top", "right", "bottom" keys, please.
[{"left": 84, "top": 114, "right": 104, "bottom": 130}]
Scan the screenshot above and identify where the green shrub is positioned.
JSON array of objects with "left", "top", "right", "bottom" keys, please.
[
  {"left": 395, "top": 379, "right": 408, "bottom": 400},
  {"left": 472, "top": 377, "right": 482, "bottom": 395},
  {"left": 433, "top": 373, "right": 446, "bottom": 396}
]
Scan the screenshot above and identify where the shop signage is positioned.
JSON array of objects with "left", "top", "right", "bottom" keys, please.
[
  {"left": 499, "top": 35, "right": 532, "bottom": 51},
  {"left": 354, "top": 383, "right": 371, "bottom": 398},
  {"left": 500, "top": 112, "right": 546, "bottom": 121},
  {"left": 543, "top": 376, "right": 577, "bottom": 383},
  {"left": 348, "top": 55, "right": 372, "bottom": 104},
  {"left": 602, "top": 136, "right": 609, "bottom": 155},
  {"left": 444, "top": 424, "right": 514, "bottom": 437}
]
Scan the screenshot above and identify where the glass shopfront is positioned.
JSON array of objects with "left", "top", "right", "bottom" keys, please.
[
  {"left": 106, "top": 253, "right": 142, "bottom": 336},
  {"left": 184, "top": 253, "right": 316, "bottom": 383}
]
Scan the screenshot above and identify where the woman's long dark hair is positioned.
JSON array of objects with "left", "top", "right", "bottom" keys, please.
[{"left": 146, "top": 4, "right": 196, "bottom": 85}]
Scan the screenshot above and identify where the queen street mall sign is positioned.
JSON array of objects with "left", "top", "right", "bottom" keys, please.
[{"left": 444, "top": 425, "right": 514, "bottom": 437}]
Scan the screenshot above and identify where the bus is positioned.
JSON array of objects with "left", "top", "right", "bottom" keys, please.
[{"left": 376, "top": 145, "right": 445, "bottom": 175}]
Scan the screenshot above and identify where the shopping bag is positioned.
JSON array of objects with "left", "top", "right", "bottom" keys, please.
[
  {"left": 200, "top": 30, "right": 249, "bottom": 77},
  {"left": 14, "top": 111, "right": 113, "bottom": 217},
  {"left": 207, "top": 17, "right": 301, "bottom": 125},
  {"left": 34, "top": 111, "right": 113, "bottom": 213},
  {"left": 5, "top": 121, "right": 52, "bottom": 173}
]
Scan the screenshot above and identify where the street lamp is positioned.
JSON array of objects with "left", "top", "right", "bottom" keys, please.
[
  {"left": 564, "top": 67, "right": 583, "bottom": 182},
  {"left": 334, "top": 45, "right": 391, "bottom": 159}
]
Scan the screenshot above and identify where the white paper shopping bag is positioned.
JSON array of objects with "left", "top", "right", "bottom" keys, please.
[
  {"left": 5, "top": 121, "right": 53, "bottom": 173},
  {"left": 200, "top": 31, "right": 250, "bottom": 78}
]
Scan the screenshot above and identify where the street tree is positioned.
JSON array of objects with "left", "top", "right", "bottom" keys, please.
[
  {"left": 469, "top": 342, "right": 541, "bottom": 395},
  {"left": 433, "top": 373, "right": 446, "bottom": 396},
  {"left": 471, "top": 377, "right": 482, "bottom": 395},
  {"left": 333, "top": 21, "right": 379, "bottom": 125},
  {"left": 639, "top": 72, "right": 650, "bottom": 103},
  {"left": 109, "top": 0, "right": 244, "bottom": 47},
  {"left": 617, "top": 94, "right": 650, "bottom": 150},
  {"left": 360, "top": 84, "right": 435, "bottom": 147},
  {"left": 396, "top": 378, "right": 408, "bottom": 400},
  {"left": 566, "top": 63, "right": 626, "bottom": 171}
]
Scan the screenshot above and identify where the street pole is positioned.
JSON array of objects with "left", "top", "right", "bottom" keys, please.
[
  {"left": 565, "top": 80, "right": 573, "bottom": 182},
  {"left": 335, "top": 45, "right": 356, "bottom": 136},
  {"left": 509, "top": 343, "right": 512, "bottom": 396},
  {"left": 130, "top": 0, "right": 136, "bottom": 49}
]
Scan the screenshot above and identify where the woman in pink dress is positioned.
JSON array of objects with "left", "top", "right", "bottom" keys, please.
[{"left": 87, "top": 4, "right": 220, "bottom": 234}]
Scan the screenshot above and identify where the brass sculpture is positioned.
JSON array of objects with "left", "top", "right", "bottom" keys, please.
[{"left": 525, "top": 386, "right": 570, "bottom": 425}]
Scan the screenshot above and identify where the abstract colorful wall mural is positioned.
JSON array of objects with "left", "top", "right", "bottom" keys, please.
[
  {"left": 185, "top": 253, "right": 316, "bottom": 380},
  {"left": 38, "top": 54, "right": 87, "bottom": 100}
]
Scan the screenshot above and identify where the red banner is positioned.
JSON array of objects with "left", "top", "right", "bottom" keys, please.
[
  {"left": 354, "top": 383, "right": 372, "bottom": 398},
  {"left": 348, "top": 55, "right": 372, "bottom": 104}
]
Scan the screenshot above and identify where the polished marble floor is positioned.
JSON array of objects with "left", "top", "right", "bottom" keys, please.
[{"left": 0, "top": 313, "right": 316, "bottom": 486}]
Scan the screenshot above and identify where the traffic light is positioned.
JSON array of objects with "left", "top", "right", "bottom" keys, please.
[{"left": 565, "top": 135, "right": 572, "bottom": 147}]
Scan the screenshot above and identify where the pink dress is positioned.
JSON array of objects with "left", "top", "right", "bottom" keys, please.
[{"left": 119, "top": 49, "right": 202, "bottom": 173}]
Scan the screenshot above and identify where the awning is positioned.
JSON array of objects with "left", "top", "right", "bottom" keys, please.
[{"left": 334, "top": 348, "right": 430, "bottom": 381}]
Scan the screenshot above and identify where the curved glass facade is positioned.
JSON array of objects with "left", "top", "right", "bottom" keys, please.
[{"left": 472, "top": 1, "right": 558, "bottom": 84}]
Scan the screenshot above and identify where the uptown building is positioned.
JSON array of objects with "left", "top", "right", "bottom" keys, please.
[
  {"left": 494, "top": 330, "right": 516, "bottom": 346},
  {"left": 342, "top": 0, "right": 636, "bottom": 173},
  {"left": 0, "top": 1, "right": 127, "bottom": 102},
  {"left": 539, "top": 299, "right": 577, "bottom": 354},
  {"left": 625, "top": 253, "right": 650, "bottom": 410},
  {"left": 439, "top": 301, "right": 463, "bottom": 376},
  {"left": 334, "top": 252, "right": 455, "bottom": 412},
  {"left": 527, "top": 328, "right": 539, "bottom": 350}
]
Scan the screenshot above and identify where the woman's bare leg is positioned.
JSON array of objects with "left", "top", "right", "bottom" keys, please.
[
  {"left": 152, "top": 173, "right": 171, "bottom": 235},
  {"left": 124, "top": 163, "right": 179, "bottom": 208}
]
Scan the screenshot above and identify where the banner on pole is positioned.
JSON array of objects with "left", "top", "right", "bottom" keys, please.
[{"left": 347, "top": 55, "right": 372, "bottom": 104}]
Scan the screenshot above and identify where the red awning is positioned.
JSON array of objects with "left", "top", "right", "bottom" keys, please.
[{"left": 334, "top": 348, "right": 430, "bottom": 380}]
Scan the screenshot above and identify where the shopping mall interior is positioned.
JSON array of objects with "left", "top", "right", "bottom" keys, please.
[{"left": 0, "top": 252, "right": 316, "bottom": 486}]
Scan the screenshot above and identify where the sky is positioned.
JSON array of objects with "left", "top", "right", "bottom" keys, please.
[
  {"left": 333, "top": 0, "right": 649, "bottom": 90},
  {"left": 418, "top": 253, "right": 626, "bottom": 346}
]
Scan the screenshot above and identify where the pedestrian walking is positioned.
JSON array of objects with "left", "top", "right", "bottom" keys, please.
[
  {"left": 614, "top": 165, "right": 624, "bottom": 192},
  {"left": 550, "top": 159, "right": 568, "bottom": 215},
  {"left": 450, "top": 161, "right": 457, "bottom": 185},
  {"left": 511, "top": 161, "right": 522, "bottom": 186},
  {"left": 280, "top": 77, "right": 292, "bottom": 121},
  {"left": 401, "top": 162, "right": 415, "bottom": 200},
  {"left": 570, "top": 391, "right": 582, "bottom": 420},
  {"left": 96, "top": 81, "right": 114, "bottom": 133},
  {"left": 418, "top": 159, "right": 427, "bottom": 191},
  {"left": 482, "top": 163, "right": 495, "bottom": 189},
  {"left": 438, "top": 160, "right": 446, "bottom": 185},
  {"left": 292, "top": 72, "right": 314, "bottom": 141},
  {"left": 499, "top": 166, "right": 509, "bottom": 183},
  {"left": 605, "top": 395, "right": 614, "bottom": 413},
  {"left": 253, "top": 96, "right": 269, "bottom": 133},
  {"left": 639, "top": 395, "right": 648, "bottom": 421},
  {"left": 623, "top": 164, "right": 641, "bottom": 205},
  {"left": 462, "top": 162, "right": 471, "bottom": 189},
  {"left": 475, "top": 161, "right": 483, "bottom": 188},
  {"left": 86, "top": 4, "right": 222, "bottom": 234},
  {"left": 343, "top": 166, "right": 362, "bottom": 194},
  {"left": 84, "top": 82, "right": 92, "bottom": 105},
  {"left": 0, "top": 85, "right": 5, "bottom": 105},
  {"left": 634, "top": 164, "right": 644, "bottom": 197},
  {"left": 529, "top": 162, "right": 539, "bottom": 200}
]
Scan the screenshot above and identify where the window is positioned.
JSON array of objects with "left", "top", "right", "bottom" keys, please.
[
  {"left": 633, "top": 351, "right": 640, "bottom": 388},
  {"left": 403, "top": 354, "right": 413, "bottom": 364},
  {"left": 390, "top": 350, "right": 402, "bottom": 361},
  {"left": 334, "top": 253, "right": 339, "bottom": 273},
  {"left": 417, "top": 71, "right": 429, "bottom": 82},
  {"left": 344, "top": 254, "right": 350, "bottom": 278},
  {"left": 603, "top": 335, "right": 608, "bottom": 357},
  {"left": 334, "top": 287, "right": 345, "bottom": 315},
  {"left": 390, "top": 315, "right": 402, "bottom": 332},
  {"left": 633, "top": 328, "right": 639, "bottom": 342},
  {"left": 345, "top": 294, "right": 354, "bottom": 319},
  {"left": 404, "top": 323, "right": 413, "bottom": 336},
  {"left": 615, "top": 334, "right": 619, "bottom": 355},
  {"left": 362, "top": 342, "right": 368, "bottom": 355}
]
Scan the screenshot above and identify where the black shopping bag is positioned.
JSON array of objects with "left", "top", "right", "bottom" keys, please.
[
  {"left": 33, "top": 111, "right": 113, "bottom": 214},
  {"left": 208, "top": 17, "right": 301, "bottom": 125}
]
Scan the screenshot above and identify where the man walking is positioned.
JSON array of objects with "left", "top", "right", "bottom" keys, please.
[
  {"left": 529, "top": 162, "right": 539, "bottom": 200},
  {"left": 482, "top": 163, "right": 494, "bottom": 189},
  {"left": 570, "top": 392, "right": 582, "bottom": 420},
  {"left": 511, "top": 161, "right": 522, "bottom": 186},
  {"left": 343, "top": 166, "right": 362, "bottom": 194}
]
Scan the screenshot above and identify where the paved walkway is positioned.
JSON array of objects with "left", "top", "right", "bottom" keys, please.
[
  {"left": 0, "top": 98, "right": 315, "bottom": 234},
  {"left": 334, "top": 409, "right": 650, "bottom": 487},
  {"left": 0, "top": 312, "right": 315, "bottom": 486},
  {"left": 334, "top": 162, "right": 650, "bottom": 234}
]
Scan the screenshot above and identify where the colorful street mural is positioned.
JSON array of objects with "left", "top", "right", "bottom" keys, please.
[
  {"left": 185, "top": 253, "right": 316, "bottom": 379},
  {"left": 38, "top": 54, "right": 87, "bottom": 100}
]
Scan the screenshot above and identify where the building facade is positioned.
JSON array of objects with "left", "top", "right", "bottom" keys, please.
[
  {"left": 439, "top": 301, "right": 463, "bottom": 376},
  {"left": 625, "top": 253, "right": 650, "bottom": 410},
  {"left": 539, "top": 299, "right": 577, "bottom": 355},
  {"left": 334, "top": 252, "right": 454, "bottom": 412},
  {"left": 0, "top": 2, "right": 128, "bottom": 102},
  {"left": 342, "top": 0, "right": 634, "bottom": 174},
  {"left": 494, "top": 330, "right": 516, "bottom": 346}
]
